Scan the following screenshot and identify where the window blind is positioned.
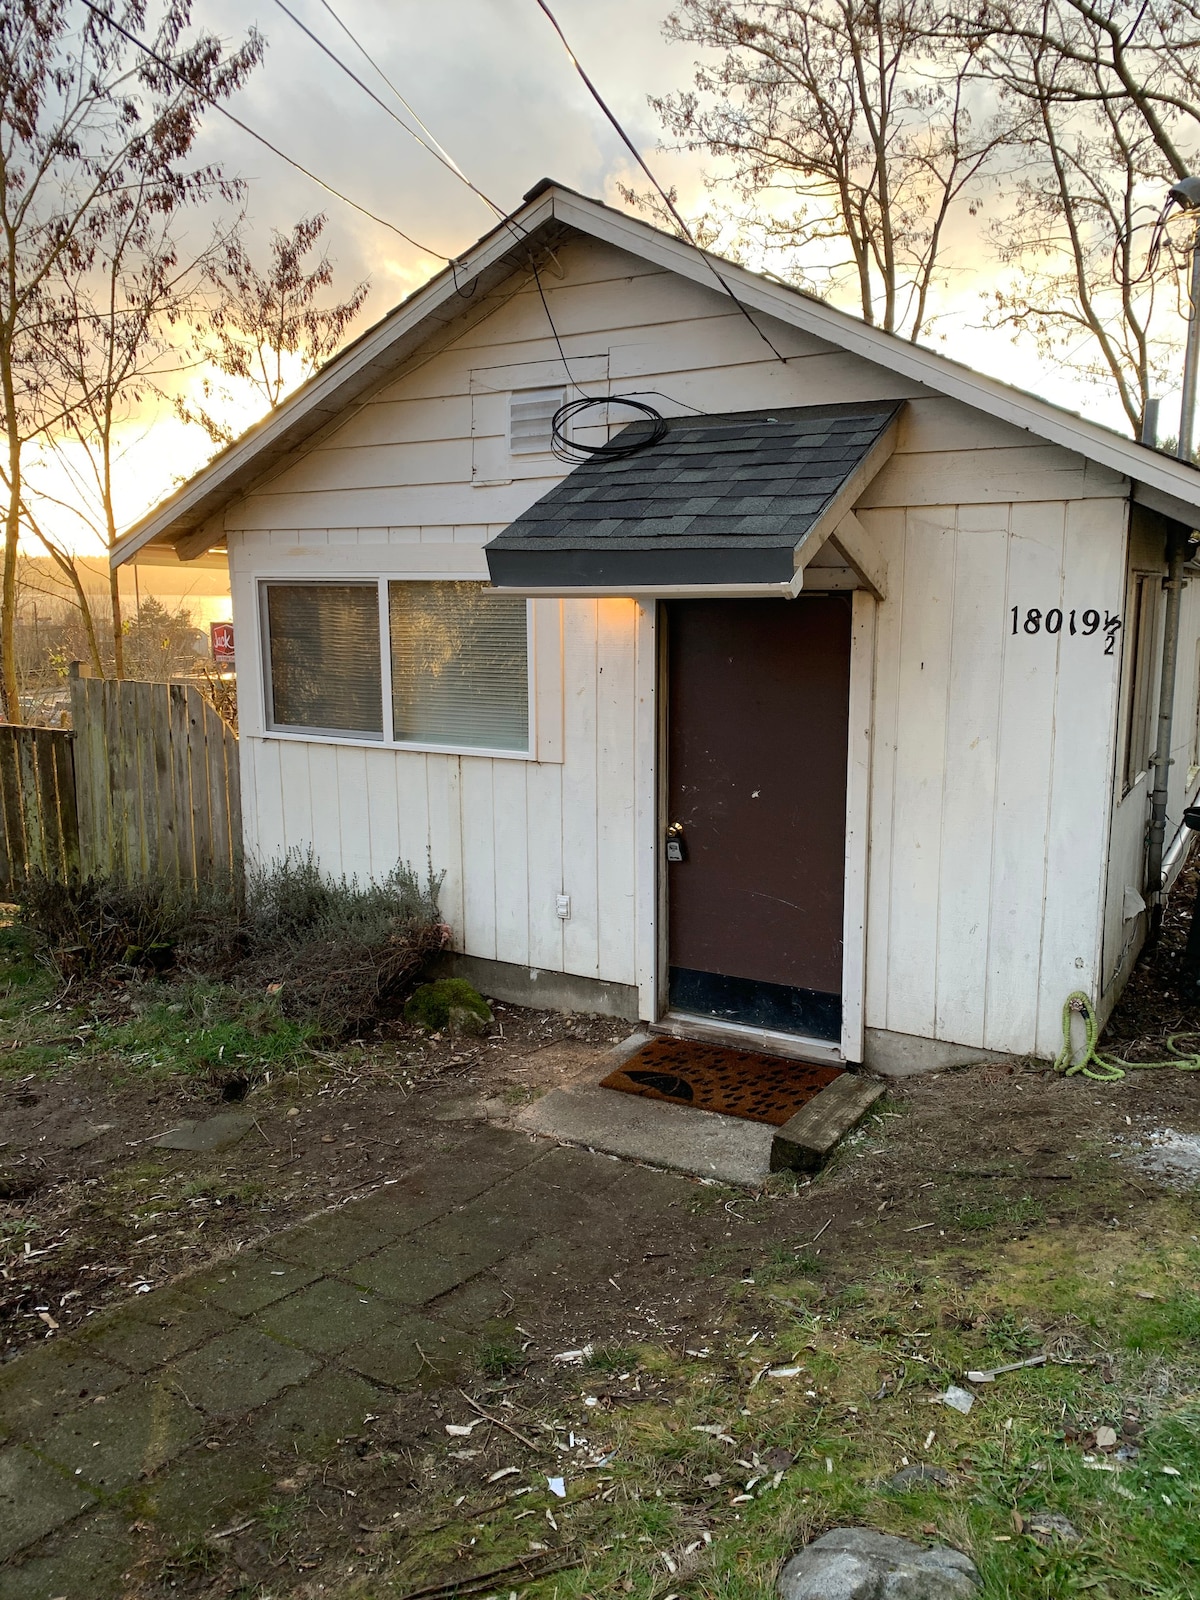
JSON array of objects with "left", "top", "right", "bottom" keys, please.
[
  {"left": 389, "top": 582, "right": 528, "bottom": 751},
  {"left": 267, "top": 584, "right": 383, "bottom": 736}
]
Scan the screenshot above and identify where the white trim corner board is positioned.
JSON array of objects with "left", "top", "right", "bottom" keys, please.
[{"left": 841, "top": 589, "right": 877, "bottom": 1063}]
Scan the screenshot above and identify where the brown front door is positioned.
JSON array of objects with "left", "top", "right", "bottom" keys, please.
[{"left": 666, "top": 597, "right": 851, "bottom": 1040}]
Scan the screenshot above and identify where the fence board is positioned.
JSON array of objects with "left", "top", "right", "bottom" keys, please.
[
  {"left": 168, "top": 684, "right": 194, "bottom": 885},
  {"left": 0, "top": 675, "right": 241, "bottom": 896},
  {"left": 181, "top": 686, "right": 209, "bottom": 878},
  {"left": 33, "top": 732, "right": 63, "bottom": 877},
  {"left": 51, "top": 731, "right": 80, "bottom": 883},
  {"left": 0, "top": 727, "right": 79, "bottom": 897},
  {"left": 203, "top": 698, "right": 234, "bottom": 884}
]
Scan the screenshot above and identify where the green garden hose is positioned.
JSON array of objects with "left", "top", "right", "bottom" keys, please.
[{"left": 1055, "top": 990, "right": 1200, "bottom": 1080}]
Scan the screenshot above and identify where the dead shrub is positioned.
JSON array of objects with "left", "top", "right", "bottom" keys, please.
[
  {"left": 231, "top": 852, "right": 449, "bottom": 1033},
  {"left": 19, "top": 850, "right": 448, "bottom": 1036}
]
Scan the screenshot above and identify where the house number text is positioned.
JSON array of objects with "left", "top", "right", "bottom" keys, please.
[{"left": 1010, "top": 607, "right": 1122, "bottom": 654}]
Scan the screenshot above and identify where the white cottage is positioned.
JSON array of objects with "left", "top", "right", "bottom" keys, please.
[{"left": 115, "top": 180, "right": 1200, "bottom": 1074}]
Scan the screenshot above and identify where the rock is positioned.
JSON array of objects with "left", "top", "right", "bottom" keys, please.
[
  {"left": 886, "top": 1464, "right": 950, "bottom": 1491},
  {"left": 1025, "top": 1511, "right": 1080, "bottom": 1546},
  {"left": 778, "top": 1528, "right": 980, "bottom": 1600},
  {"left": 151, "top": 1113, "right": 254, "bottom": 1152},
  {"left": 448, "top": 1004, "right": 489, "bottom": 1038}
]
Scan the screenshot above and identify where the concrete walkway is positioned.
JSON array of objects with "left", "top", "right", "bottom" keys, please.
[{"left": 0, "top": 1124, "right": 690, "bottom": 1599}]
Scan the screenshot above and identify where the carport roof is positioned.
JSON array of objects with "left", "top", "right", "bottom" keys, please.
[{"left": 484, "top": 402, "right": 902, "bottom": 590}]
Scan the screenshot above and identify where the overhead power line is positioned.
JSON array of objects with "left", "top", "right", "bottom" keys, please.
[
  {"left": 77, "top": 0, "right": 452, "bottom": 259},
  {"left": 532, "top": 0, "right": 788, "bottom": 364},
  {"left": 269, "top": 0, "right": 596, "bottom": 384},
  {"left": 270, "top": 0, "right": 508, "bottom": 221},
  {"left": 312, "top": 0, "right": 477, "bottom": 191}
]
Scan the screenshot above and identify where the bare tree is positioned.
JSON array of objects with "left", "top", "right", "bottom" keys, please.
[
  {"left": 653, "top": 0, "right": 1014, "bottom": 339},
  {"left": 30, "top": 195, "right": 232, "bottom": 676},
  {"left": 952, "top": 0, "right": 1200, "bottom": 437},
  {"left": 0, "top": 0, "right": 260, "bottom": 719},
  {"left": 181, "top": 215, "right": 368, "bottom": 445}
]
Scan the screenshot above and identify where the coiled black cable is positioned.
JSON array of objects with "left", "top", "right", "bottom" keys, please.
[{"left": 550, "top": 395, "right": 670, "bottom": 464}]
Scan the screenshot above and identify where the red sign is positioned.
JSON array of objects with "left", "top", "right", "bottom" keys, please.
[{"left": 210, "top": 622, "right": 235, "bottom": 664}]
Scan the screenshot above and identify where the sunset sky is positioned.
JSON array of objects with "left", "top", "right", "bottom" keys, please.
[{"left": 54, "top": 0, "right": 1193, "bottom": 550}]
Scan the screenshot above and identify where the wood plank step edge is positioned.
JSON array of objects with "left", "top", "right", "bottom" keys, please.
[{"left": 769, "top": 1076, "right": 887, "bottom": 1174}]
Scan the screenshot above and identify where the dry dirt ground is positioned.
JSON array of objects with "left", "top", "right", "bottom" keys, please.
[
  {"left": 2, "top": 908, "right": 1200, "bottom": 1597},
  {"left": 4, "top": 977, "right": 1199, "bottom": 1366},
  {"left": 0, "top": 1000, "right": 625, "bottom": 1359}
]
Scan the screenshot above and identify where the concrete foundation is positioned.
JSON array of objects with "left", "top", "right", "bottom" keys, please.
[
  {"left": 438, "top": 959, "right": 1015, "bottom": 1081},
  {"left": 863, "top": 1027, "right": 1009, "bottom": 1077},
  {"left": 432, "top": 953, "right": 640, "bottom": 1021}
]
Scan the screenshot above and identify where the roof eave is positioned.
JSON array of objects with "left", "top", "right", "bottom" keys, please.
[
  {"left": 114, "top": 180, "right": 1200, "bottom": 565},
  {"left": 112, "top": 193, "right": 565, "bottom": 567}
]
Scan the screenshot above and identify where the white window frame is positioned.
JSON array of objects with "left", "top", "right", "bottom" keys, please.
[{"left": 258, "top": 576, "right": 535, "bottom": 760}]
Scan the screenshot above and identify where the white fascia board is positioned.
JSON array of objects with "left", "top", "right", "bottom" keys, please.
[
  {"left": 484, "top": 581, "right": 797, "bottom": 598},
  {"left": 550, "top": 192, "right": 1200, "bottom": 518}
]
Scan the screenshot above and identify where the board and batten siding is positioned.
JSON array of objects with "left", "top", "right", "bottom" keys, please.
[
  {"left": 225, "top": 233, "right": 1136, "bottom": 1055},
  {"left": 862, "top": 499, "right": 1127, "bottom": 1061},
  {"left": 232, "top": 567, "right": 645, "bottom": 991}
]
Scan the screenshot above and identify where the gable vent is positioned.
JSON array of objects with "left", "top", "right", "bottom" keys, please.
[{"left": 509, "top": 387, "right": 564, "bottom": 455}]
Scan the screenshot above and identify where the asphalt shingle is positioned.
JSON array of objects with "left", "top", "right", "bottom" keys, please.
[{"left": 485, "top": 401, "right": 901, "bottom": 587}]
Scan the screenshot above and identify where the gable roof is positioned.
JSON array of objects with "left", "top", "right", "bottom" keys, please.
[
  {"left": 113, "top": 178, "right": 1200, "bottom": 566},
  {"left": 485, "top": 401, "right": 901, "bottom": 590}
]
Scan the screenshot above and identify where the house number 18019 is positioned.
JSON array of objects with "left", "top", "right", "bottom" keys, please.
[{"left": 1010, "top": 607, "right": 1122, "bottom": 654}]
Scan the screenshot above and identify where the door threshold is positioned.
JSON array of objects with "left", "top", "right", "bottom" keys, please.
[{"left": 653, "top": 1011, "right": 845, "bottom": 1067}]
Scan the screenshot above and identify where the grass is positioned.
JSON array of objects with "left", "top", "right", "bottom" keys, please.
[
  {"left": 0, "top": 932, "right": 322, "bottom": 1089},
  {"left": 361, "top": 1204, "right": 1200, "bottom": 1600},
  {"left": 85, "top": 982, "right": 320, "bottom": 1087}
]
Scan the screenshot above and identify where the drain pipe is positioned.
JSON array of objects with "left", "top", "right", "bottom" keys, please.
[{"left": 1146, "top": 526, "right": 1190, "bottom": 937}]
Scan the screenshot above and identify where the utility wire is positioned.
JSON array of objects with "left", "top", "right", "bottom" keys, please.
[
  {"left": 89, "top": 0, "right": 674, "bottom": 456},
  {"left": 270, "top": 0, "right": 507, "bottom": 221},
  {"left": 77, "top": 0, "right": 451, "bottom": 259},
  {"left": 269, "top": 1, "right": 597, "bottom": 396},
  {"left": 532, "top": 0, "right": 788, "bottom": 364},
  {"left": 312, "top": 0, "right": 474, "bottom": 188}
]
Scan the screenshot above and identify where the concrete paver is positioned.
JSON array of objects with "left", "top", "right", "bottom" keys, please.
[
  {"left": 251, "top": 1367, "right": 382, "bottom": 1455},
  {"left": 0, "top": 1347, "right": 129, "bottom": 1445},
  {"left": 0, "top": 1445, "right": 96, "bottom": 1563},
  {"left": 260, "top": 1277, "right": 416, "bottom": 1355},
  {"left": 341, "top": 1311, "right": 471, "bottom": 1388},
  {"left": 167, "top": 1327, "right": 318, "bottom": 1419},
  {"left": 77, "top": 1290, "right": 237, "bottom": 1374},
  {"left": 142, "top": 1441, "right": 275, "bottom": 1543},
  {"left": 347, "top": 1213, "right": 536, "bottom": 1303},
  {"left": 180, "top": 1254, "right": 322, "bottom": 1316},
  {"left": 0, "top": 1508, "right": 134, "bottom": 1600},
  {"left": 37, "top": 1377, "right": 203, "bottom": 1493},
  {"left": 0, "top": 1124, "right": 687, "bottom": 1592}
]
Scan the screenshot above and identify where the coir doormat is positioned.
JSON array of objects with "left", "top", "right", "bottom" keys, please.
[{"left": 600, "top": 1035, "right": 843, "bottom": 1127}]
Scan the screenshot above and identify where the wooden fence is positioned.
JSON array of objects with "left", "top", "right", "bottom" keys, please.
[
  {"left": 0, "top": 676, "right": 241, "bottom": 898},
  {"left": 0, "top": 726, "right": 80, "bottom": 892}
]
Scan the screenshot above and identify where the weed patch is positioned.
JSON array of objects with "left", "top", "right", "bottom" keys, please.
[
  {"left": 86, "top": 981, "right": 319, "bottom": 1088},
  {"left": 372, "top": 1207, "right": 1200, "bottom": 1600}
]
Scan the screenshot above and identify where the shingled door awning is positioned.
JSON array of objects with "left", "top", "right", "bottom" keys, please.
[{"left": 483, "top": 401, "right": 902, "bottom": 595}]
